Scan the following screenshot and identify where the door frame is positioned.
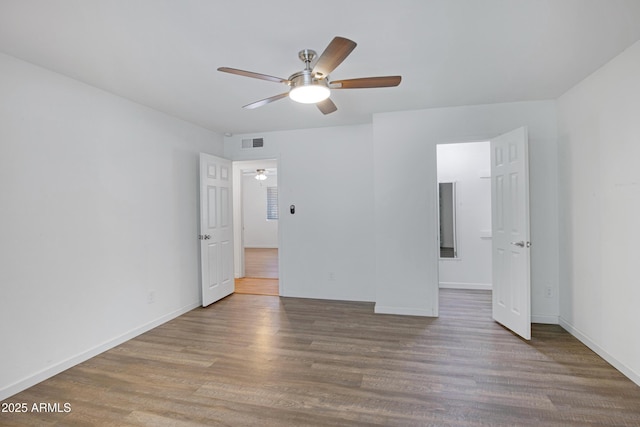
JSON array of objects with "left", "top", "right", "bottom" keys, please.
[
  {"left": 231, "top": 158, "right": 281, "bottom": 292},
  {"left": 435, "top": 140, "right": 492, "bottom": 289}
]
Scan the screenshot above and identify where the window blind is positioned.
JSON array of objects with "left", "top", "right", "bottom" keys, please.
[{"left": 267, "top": 186, "right": 278, "bottom": 220}]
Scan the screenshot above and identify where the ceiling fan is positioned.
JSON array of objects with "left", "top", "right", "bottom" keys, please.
[{"left": 218, "top": 36, "right": 401, "bottom": 115}]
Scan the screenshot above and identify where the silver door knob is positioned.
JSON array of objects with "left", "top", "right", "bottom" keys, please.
[
  {"left": 204, "top": 235, "right": 211, "bottom": 240},
  {"left": 510, "top": 241, "right": 531, "bottom": 247},
  {"left": 198, "top": 235, "right": 212, "bottom": 240}
]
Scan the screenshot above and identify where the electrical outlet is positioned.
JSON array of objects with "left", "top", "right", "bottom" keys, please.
[
  {"left": 328, "top": 272, "right": 336, "bottom": 281},
  {"left": 545, "top": 286, "right": 553, "bottom": 298},
  {"left": 147, "top": 290, "right": 156, "bottom": 304}
]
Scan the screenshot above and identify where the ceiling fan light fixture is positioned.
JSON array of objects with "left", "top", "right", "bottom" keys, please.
[
  {"left": 288, "top": 70, "right": 330, "bottom": 104},
  {"left": 289, "top": 84, "right": 330, "bottom": 104},
  {"left": 255, "top": 169, "right": 267, "bottom": 181}
]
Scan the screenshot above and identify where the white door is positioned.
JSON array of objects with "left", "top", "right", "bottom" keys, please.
[
  {"left": 200, "top": 153, "right": 234, "bottom": 307},
  {"left": 490, "top": 127, "right": 531, "bottom": 340}
]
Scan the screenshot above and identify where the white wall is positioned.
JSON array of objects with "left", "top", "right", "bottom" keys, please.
[
  {"left": 373, "top": 101, "right": 559, "bottom": 321},
  {"left": 0, "top": 53, "right": 224, "bottom": 400},
  {"left": 437, "top": 142, "right": 492, "bottom": 289},
  {"left": 242, "top": 172, "right": 278, "bottom": 248},
  {"left": 557, "top": 40, "right": 640, "bottom": 386},
  {"left": 225, "top": 125, "right": 376, "bottom": 302}
]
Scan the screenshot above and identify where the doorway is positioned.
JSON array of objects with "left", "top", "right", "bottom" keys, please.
[
  {"left": 436, "top": 141, "right": 492, "bottom": 297},
  {"left": 435, "top": 128, "right": 532, "bottom": 340},
  {"left": 232, "top": 159, "right": 279, "bottom": 296}
]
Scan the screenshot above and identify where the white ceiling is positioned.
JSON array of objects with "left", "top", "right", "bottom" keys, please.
[{"left": 2, "top": 0, "right": 640, "bottom": 135}]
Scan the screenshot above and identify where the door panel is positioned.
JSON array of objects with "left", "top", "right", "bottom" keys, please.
[
  {"left": 491, "top": 127, "right": 531, "bottom": 340},
  {"left": 207, "top": 186, "right": 217, "bottom": 228},
  {"left": 200, "top": 153, "right": 234, "bottom": 307}
]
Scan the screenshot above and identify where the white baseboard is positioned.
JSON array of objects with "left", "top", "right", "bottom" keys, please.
[
  {"left": 0, "top": 302, "right": 200, "bottom": 401},
  {"left": 531, "top": 314, "right": 559, "bottom": 324},
  {"left": 374, "top": 304, "right": 436, "bottom": 317},
  {"left": 244, "top": 246, "right": 278, "bottom": 249},
  {"left": 559, "top": 316, "right": 640, "bottom": 387},
  {"left": 439, "top": 282, "right": 492, "bottom": 290}
]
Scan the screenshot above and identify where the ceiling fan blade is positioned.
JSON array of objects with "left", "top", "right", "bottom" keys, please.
[
  {"left": 316, "top": 98, "right": 337, "bottom": 115},
  {"left": 243, "top": 92, "right": 289, "bottom": 110},
  {"left": 313, "top": 37, "right": 357, "bottom": 78},
  {"left": 218, "top": 67, "right": 289, "bottom": 84},
  {"left": 330, "top": 76, "right": 402, "bottom": 89}
]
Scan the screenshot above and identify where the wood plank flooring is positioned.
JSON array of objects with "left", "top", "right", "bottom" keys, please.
[
  {"left": 236, "top": 248, "right": 279, "bottom": 296},
  {"left": 234, "top": 277, "right": 279, "bottom": 296},
  {"left": 244, "top": 248, "right": 278, "bottom": 279},
  {"left": 2, "top": 290, "right": 640, "bottom": 426}
]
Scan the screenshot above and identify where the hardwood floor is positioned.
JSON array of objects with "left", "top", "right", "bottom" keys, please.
[
  {"left": 236, "top": 248, "right": 279, "bottom": 296},
  {"left": 2, "top": 290, "right": 640, "bottom": 426},
  {"left": 235, "top": 277, "right": 279, "bottom": 296},
  {"left": 244, "top": 248, "right": 278, "bottom": 279}
]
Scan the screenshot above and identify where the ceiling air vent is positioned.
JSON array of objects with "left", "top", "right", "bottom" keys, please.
[{"left": 241, "top": 137, "right": 264, "bottom": 149}]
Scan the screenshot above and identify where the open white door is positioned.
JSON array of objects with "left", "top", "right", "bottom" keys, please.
[
  {"left": 200, "top": 153, "right": 234, "bottom": 307},
  {"left": 490, "top": 127, "right": 531, "bottom": 340}
]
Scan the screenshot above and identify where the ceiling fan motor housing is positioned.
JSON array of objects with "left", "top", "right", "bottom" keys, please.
[
  {"left": 289, "top": 48, "right": 329, "bottom": 89},
  {"left": 289, "top": 70, "right": 328, "bottom": 88}
]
